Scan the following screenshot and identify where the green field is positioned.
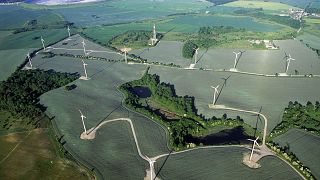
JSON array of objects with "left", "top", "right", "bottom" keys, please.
[
  {"left": 156, "top": 147, "right": 301, "bottom": 179},
  {"left": 0, "top": 29, "right": 68, "bottom": 50},
  {"left": 273, "top": 129, "right": 320, "bottom": 179},
  {"left": 223, "top": 0, "right": 296, "bottom": 12},
  {"left": 0, "top": 129, "right": 93, "bottom": 179},
  {"left": 0, "top": 49, "right": 32, "bottom": 81}
]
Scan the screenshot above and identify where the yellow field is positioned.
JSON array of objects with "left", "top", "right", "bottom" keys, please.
[
  {"left": 0, "top": 129, "right": 94, "bottom": 179},
  {"left": 223, "top": 0, "right": 296, "bottom": 11}
]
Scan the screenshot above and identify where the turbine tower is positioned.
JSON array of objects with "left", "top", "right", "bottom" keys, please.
[
  {"left": 41, "top": 36, "right": 46, "bottom": 51},
  {"left": 233, "top": 51, "right": 241, "bottom": 69},
  {"left": 211, "top": 85, "right": 220, "bottom": 105},
  {"left": 146, "top": 156, "right": 156, "bottom": 180},
  {"left": 78, "top": 109, "right": 87, "bottom": 135},
  {"left": 247, "top": 136, "right": 260, "bottom": 161},
  {"left": 123, "top": 46, "right": 128, "bottom": 64},
  {"left": 82, "top": 39, "right": 87, "bottom": 56},
  {"left": 27, "top": 52, "right": 33, "bottom": 69},
  {"left": 194, "top": 48, "right": 199, "bottom": 64},
  {"left": 150, "top": 23, "right": 158, "bottom": 46},
  {"left": 284, "top": 54, "right": 295, "bottom": 74},
  {"left": 230, "top": 51, "right": 245, "bottom": 71},
  {"left": 80, "top": 59, "right": 89, "bottom": 80},
  {"left": 67, "top": 26, "right": 71, "bottom": 38}
]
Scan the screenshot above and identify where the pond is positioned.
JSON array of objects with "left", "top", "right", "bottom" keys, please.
[
  {"left": 129, "top": 86, "right": 152, "bottom": 98},
  {"left": 186, "top": 126, "right": 254, "bottom": 145}
]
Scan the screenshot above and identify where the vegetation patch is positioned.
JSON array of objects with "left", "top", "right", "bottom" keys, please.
[
  {"left": 270, "top": 101, "right": 320, "bottom": 138},
  {"left": 108, "top": 30, "right": 163, "bottom": 49},
  {"left": 120, "top": 69, "right": 255, "bottom": 150},
  {"left": 0, "top": 128, "right": 94, "bottom": 179},
  {"left": 0, "top": 69, "right": 79, "bottom": 130}
]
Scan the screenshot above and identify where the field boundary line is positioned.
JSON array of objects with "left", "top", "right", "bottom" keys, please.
[{"left": 0, "top": 130, "right": 32, "bottom": 164}]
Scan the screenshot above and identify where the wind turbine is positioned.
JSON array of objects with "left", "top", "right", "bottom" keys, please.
[
  {"left": 150, "top": 23, "right": 158, "bottom": 46},
  {"left": 26, "top": 52, "right": 33, "bottom": 69},
  {"left": 145, "top": 156, "right": 156, "bottom": 180},
  {"left": 247, "top": 136, "right": 260, "bottom": 161},
  {"left": 284, "top": 54, "right": 295, "bottom": 74},
  {"left": 82, "top": 39, "right": 87, "bottom": 56},
  {"left": 211, "top": 85, "right": 220, "bottom": 105},
  {"left": 78, "top": 109, "right": 87, "bottom": 135},
  {"left": 80, "top": 59, "right": 89, "bottom": 80},
  {"left": 194, "top": 47, "right": 199, "bottom": 64},
  {"left": 41, "top": 36, "right": 46, "bottom": 51},
  {"left": 67, "top": 26, "right": 71, "bottom": 38},
  {"left": 123, "top": 46, "right": 128, "bottom": 64}
]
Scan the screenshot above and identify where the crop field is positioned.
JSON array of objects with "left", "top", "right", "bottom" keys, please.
[
  {"left": 17, "top": 33, "right": 319, "bottom": 178},
  {"left": 0, "top": 129, "right": 92, "bottom": 179},
  {"left": 28, "top": 52, "right": 170, "bottom": 178},
  {"left": 35, "top": 35, "right": 320, "bottom": 135},
  {"left": 156, "top": 147, "right": 301, "bottom": 179},
  {"left": 273, "top": 129, "right": 320, "bottom": 179},
  {"left": 0, "top": 29, "right": 68, "bottom": 50},
  {"left": 83, "top": 14, "right": 286, "bottom": 45},
  {"left": 297, "top": 33, "right": 320, "bottom": 49},
  {"left": 260, "top": 0, "right": 311, "bottom": 8},
  {"left": 52, "top": 0, "right": 211, "bottom": 27},
  {"left": 0, "top": 6, "right": 65, "bottom": 30},
  {"left": 0, "top": 48, "right": 32, "bottom": 81},
  {"left": 223, "top": 1, "right": 296, "bottom": 12},
  {"left": 131, "top": 41, "right": 191, "bottom": 67}
]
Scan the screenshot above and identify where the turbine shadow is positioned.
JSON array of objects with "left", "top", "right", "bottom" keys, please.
[
  {"left": 89, "top": 61, "right": 117, "bottom": 79},
  {"left": 154, "top": 150, "right": 173, "bottom": 180},
  {"left": 215, "top": 75, "right": 231, "bottom": 104},
  {"left": 88, "top": 105, "right": 123, "bottom": 134}
]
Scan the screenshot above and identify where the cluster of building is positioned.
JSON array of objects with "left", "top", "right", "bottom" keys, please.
[
  {"left": 289, "top": 8, "right": 320, "bottom": 20},
  {"left": 248, "top": 40, "right": 279, "bottom": 50}
]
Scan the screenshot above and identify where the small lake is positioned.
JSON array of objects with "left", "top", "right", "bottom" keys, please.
[
  {"left": 130, "top": 86, "right": 152, "bottom": 98},
  {"left": 186, "top": 126, "right": 254, "bottom": 145}
]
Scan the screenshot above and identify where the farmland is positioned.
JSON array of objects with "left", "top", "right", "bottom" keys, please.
[
  {"left": 222, "top": 1, "right": 296, "bottom": 12},
  {"left": 156, "top": 147, "right": 301, "bottom": 180},
  {"left": 0, "top": 128, "right": 94, "bottom": 179},
  {"left": 1, "top": 0, "right": 320, "bottom": 179},
  {"left": 273, "top": 129, "right": 320, "bottom": 178}
]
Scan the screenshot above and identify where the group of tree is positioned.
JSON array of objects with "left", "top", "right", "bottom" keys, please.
[
  {"left": 13, "top": 20, "right": 74, "bottom": 34},
  {"left": 182, "top": 41, "right": 198, "bottom": 59},
  {"left": 270, "top": 101, "right": 320, "bottom": 138},
  {"left": 0, "top": 69, "right": 79, "bottom": 128},
  {"left": 182, "top": 25, "right": 245, "bottom": 56},
  {"left": 108, "top": 30, "right": 163, "bottom": 48},
  {"left": 120, "top": 73, "right": 252, "bottom": 149}
]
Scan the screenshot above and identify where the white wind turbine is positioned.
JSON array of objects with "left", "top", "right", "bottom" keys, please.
[
  {"left": 82, "top": 39, "right": 87, "bottom": 56},
  {"left": 285, "top": 54, "right": 295, "bottom": 74},
  {"left": 247, "top": 136, "right": 260, "bottom": 161},
  {"left": 78, "top": 109, "right": 87, "bottom": 135},
  {"left": 80, "top": 59, "right": 90, "bottom": 80},
  {"left": 211, "top": 85, "right": 220, "bottom": 105},
  {"left": 67, "top": 26, "right": 71, "bottom": 38},
  {"left": 145, "top": 156, "right": 156, "bottom": 180},
  {"left": 233, "top": 51, "right": 241, "bottom": 68},
  {"left": 41, "top": 36, "right": 46, "bottom": 51},
  {"left": 194, "top": 47, "right": 199, "bottom": 64},
  {"left": 26, "top": 52, "right": 33, "bottom": 69}
]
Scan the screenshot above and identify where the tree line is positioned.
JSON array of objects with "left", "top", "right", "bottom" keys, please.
[{"left": 0, "top": 69, "right": 79, "bottom": 128}]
